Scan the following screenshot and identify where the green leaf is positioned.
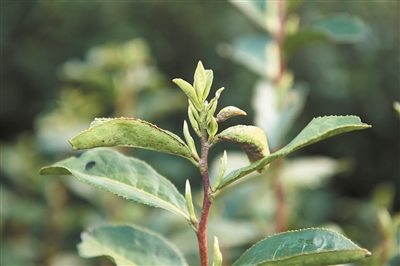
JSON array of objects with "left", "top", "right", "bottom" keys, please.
[
  {"left": 78, "top": 224, "right": 187, "bottom": 266},
  {"left": 173, "top": 78, "right": 202, "bottom": 110},
  {"left": 284, "top": 30, "right": 328, "bottom": 60},
  {"left": 218, "top": 116, "right": 370, "bottom": 190},
  {"left": 69, "top": 117, "right": 198, "bottom": 165},
  {"left": 309, "top": 14, "right": 368, "bottom": 43},
  {"left": 393, "top": 101, "right": 400, "bottom": 119},
  {"left": 203, "top": 69, "right": 214, "bottom": 101},
  {"left": 194, "top": 61, "right": 207, "bottom": 102},
  {"left": 39, "top": 148, "right": 190, "bottom": 221},
  {"left": 216, "top": 106, "right": 247, "bottom": 123},
  {"left": 233, "top": 228, "right": 371, "bottom": 266},
  {"left": 215, "top": 125, "right": 270, "bottom": 173}
]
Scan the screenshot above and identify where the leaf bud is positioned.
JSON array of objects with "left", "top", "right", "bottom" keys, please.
[
  {"left": 185, "top": 179, "right": 199, "bottom": 228},
  {"left": 207, "top": 116, "right": 218, "bottom": 140},
  {"left": 183, "top": 121, "right": 199, "bottom": 160},
  {"left": 212, "top": 236, "right": 223, "bottom": 266},
  {"left": 212, "top": 150, "right": 227, "bottom": 191},
  {"left": 188, "top": 107, "right": 201, "bottom": 136},
  {"left": 194, "top": 61, "right": 206, "bottom": 102}
]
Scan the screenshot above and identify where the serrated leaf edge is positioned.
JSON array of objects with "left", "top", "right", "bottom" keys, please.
[
  {"left": 70, "top": 117, "right": 198, "bottom": 164},
  {"left": 235, "top": 227, "right": 370, "bottom": 265},
  {"left": 41, "top": 153, "right": 190, "bottom": 221},
  {"left": 79, "top": 223, "right": 188, "bottom": 266}
]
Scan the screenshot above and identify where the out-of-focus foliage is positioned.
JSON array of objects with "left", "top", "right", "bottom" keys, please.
[{"left": 1, "top": 1, "right": 398, "bottom": 265}]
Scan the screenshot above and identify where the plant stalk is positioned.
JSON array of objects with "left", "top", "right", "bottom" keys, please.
[{"left": 197, "top": 137, "right": 213, "bottom": 266}]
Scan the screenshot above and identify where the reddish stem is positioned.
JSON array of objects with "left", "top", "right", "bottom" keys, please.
[
  {"left": 197, "top": 138, "right": 213, "bottom": 266},
  {"left": 272, "top": 0, "right": 288, "bottom": 233}
]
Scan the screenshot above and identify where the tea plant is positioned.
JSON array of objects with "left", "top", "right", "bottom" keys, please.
[{"left": 40, "top": 61, "right": 372, "bottom": 265}]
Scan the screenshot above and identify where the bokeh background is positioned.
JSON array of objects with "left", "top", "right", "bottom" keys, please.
[{"left": 1, "top": 1, "right": 399, "bottom": 265}]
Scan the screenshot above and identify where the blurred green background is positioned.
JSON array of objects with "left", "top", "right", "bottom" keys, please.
[{"left": 1, "top": 1, "right": 399, "bottom": 265}]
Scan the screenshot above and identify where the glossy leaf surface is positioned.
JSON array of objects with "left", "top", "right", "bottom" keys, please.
[
  {"left": 69, "top": 117, "right": 197, "bottom": 165},
  {"left": 39, "top": 148, "right": 190, "bottom": 221},
  {"left": 233, "top": 228, "right": 371, "bottom": 266},
  {"left": 78, "top": 224, "right": 187, "bottom": 266},
  {"left": 218, "top": 116, "right": 370, "bottom": 190}
]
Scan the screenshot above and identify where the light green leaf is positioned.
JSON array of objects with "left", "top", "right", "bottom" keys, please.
[
  {"left": 203, "top": 69, "right": 214, "bottom": 101},
  {"left": 216, "top": 106, "right": 247, "bottom": 123},
  {"left": 233, "top": 228, "right": 371, "bottom": 266},
  {"left": 78, "top": 224, "right": 187, "bottom": 266},
  {"left": 393, "top": 101, "right": 400, "bottom": 119},
  {"left": 194, "top": 61, "right": 207, "bottom": 102},
  {"left": 39, "top": 148, "right": 190, "bottom": 221},
  {"left": 69, "top": 117, "right": 198, "bottom": 165},
  {"left": 215, "top": 125, "right": 270, "bottom": 173},
  {"left": 310, "top": 14, "right": 368, "bottom": 43},
  {"left": 217, "top": 116, "right": 370, "bottom": 190},
  {"left": 173, "top": 78, "right": 202, "bottom": 110}
]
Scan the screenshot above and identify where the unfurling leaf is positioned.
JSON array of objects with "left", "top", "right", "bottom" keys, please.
[
  {"left": 203, "top": 69, "right": 214, "bottom": 101},
  {"left": 185, "top": 180, "right": 198, "bottom": 230},
  {"left": 216, "top": 125, "right": 270, "bottom": 173},
  {"left": 78, "top": 225, "right": 187, "bottom": 266},
  {"left": 213, "top": 236, "right": 223, "bottom": 266},
  {"left": 188, "top": 107, "right": 201, "bottom": 136},
  {"left": 183, "top": 121, "right": 199, "bottom": 160},
  {"left": 212, "top": 150, "right": 227, "bottom": 192},
  {"left": 206, "top": 87, "right": 225, "bottom": 124},
  {"left": 39, "top": 148, "right": 190, "bottom": 221},
  {"left": 194, "top": 61, "right": 207, "bottom": 102},
  {"left": 70, "top": 117, "right": 198, "bottom": 165},
  {"left": 233, "top": 228, "right": 371, "bottom": 266},
  {"left": 216, "top": 106, "right": 247, "bottom": 123},
  {"left": 188, "top": 99, "right": 200, "bottom": 120},
  {"left": 207, "top": 116, "right": 219, "bottom": 140},
  {"left": 173, "top": 78, "right": 202, "bottom": 110}
]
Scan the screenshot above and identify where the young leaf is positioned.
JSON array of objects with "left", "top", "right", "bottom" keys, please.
[
  {"left": 69, "top": 117, "right": 198, "bottom": 165},
  {"left": 39, "top": 148, "right": 190, "bottom": 221},
  {"left": 207, "top": 116, "right": 219, "bottom": 140},
  {"left": 203, "top": 69, "right": 214, "bottom": 101},
  {"left": 216, "top": 106, "right": 247, "bottom": 123},
  {"left": 215, "top": 125, "right": 270, "bottom": 173},
  {"left": 217, "top": 116, "right": 371, "bottom": 190},
  {"left": 173, "top": 78, "right": 202, "bottom": 110},
  {"left": 78, "top": 224, "right": 187, "bottom": 266},
  {"left": 194, "top": 61, "right": 207, "bottom": 102},
  {"left": 233, "top": 228, "right": 371, "bottom": 266},
  {"left": 185, "top": 179, "right": 198, "bottom": 229},
  {"left": 188, "top": 107, "right": 201, "bottom": 136},
  {"left": 212, "top": 150, "right": 227, "bottom": 192},
  {"left": 183, "top": 121, "right": 199, "bottom": 160},
  {"left": 213, "top": 236, "right": 223, "bottom": 266}
]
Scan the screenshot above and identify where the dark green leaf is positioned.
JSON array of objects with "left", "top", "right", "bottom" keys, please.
[
  {"left": 284, "top": 30, "right": 328, "bottom": 60},
  {"left": 233, "top": 228, "right": 371, "bottom": 266},
  {"left": 78, "top": 224, "right": 187, "bottom": 265},
  {"left": 217, "top": 116, "right": 371, "bottom": 190},
  {"left": 39, "top": 148, "right": 190, "bottom": 221}
]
